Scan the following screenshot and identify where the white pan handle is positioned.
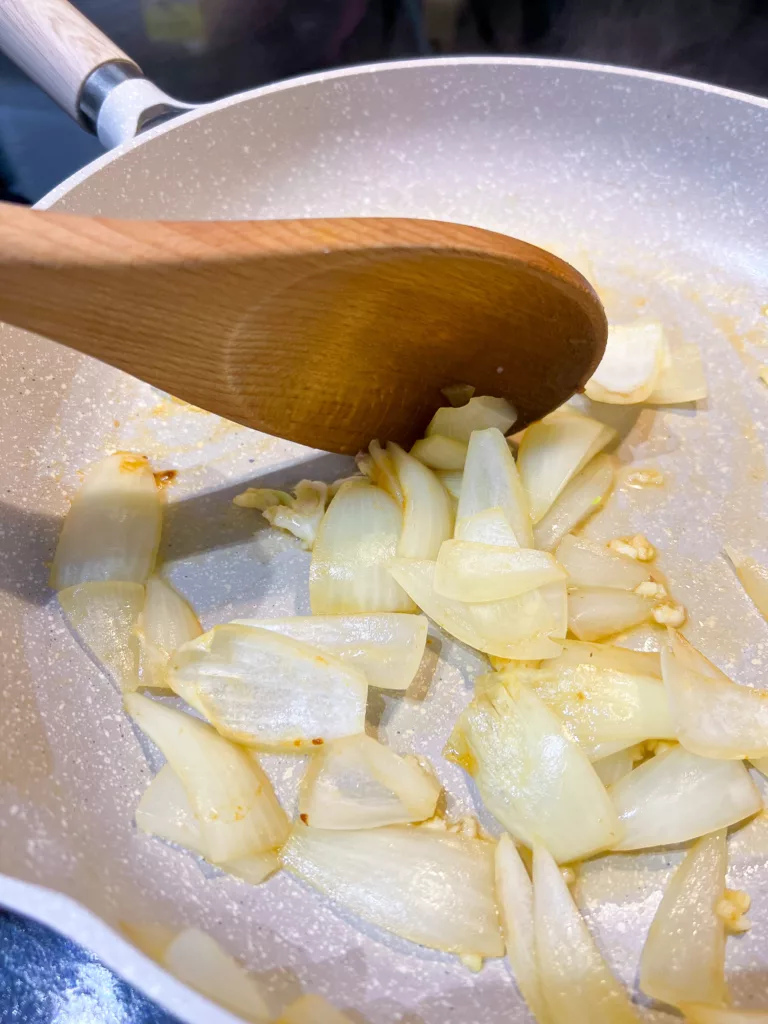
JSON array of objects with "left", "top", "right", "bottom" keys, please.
[{"left": 0, "top": 0, "right": 191, "bottom": 148}]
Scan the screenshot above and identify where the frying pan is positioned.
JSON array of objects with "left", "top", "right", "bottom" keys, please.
[{"left": 1, "top": 1, "right": 768, "bottom": 1021}]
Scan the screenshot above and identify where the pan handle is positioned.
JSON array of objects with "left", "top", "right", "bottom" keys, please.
[{"left": 0, "top": 0, "right": 191, "bottom": 148}]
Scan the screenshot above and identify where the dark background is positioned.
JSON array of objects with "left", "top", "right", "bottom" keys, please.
[{"left": 1, "top": 0, "right": 767, "bottom": 1020}]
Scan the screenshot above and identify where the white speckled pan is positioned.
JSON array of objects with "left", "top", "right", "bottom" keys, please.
[{"left": 1, "top": 12, "right": 768, "bottom": 1023}]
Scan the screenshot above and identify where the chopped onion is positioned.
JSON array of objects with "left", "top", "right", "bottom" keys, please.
[
  {"left": 362, "top": 439, "right": 404, "bottom": 505},
  {"left": 568, "top": 587, "right": 653, "bottom": 641},
  {"left": 648, "top": 344, "right": 708, "bottom": 404},
  {"left": 51, "top": 452, "right": 162, "bottom": 589},
  {"left": 661, "top": 629, "right": 768, "bottom": 759},
  {"left": 609, "top": 746, "right": 761, "bottom": 851},
  {"left": 541, "top": 579, "right": 568, "bottom": 641},
  {"left": 426, "top": 396, "right": 517, "bottom": 443},
  {"left": 262, "top": 480, "right": 328, "bottom": 550},
  {"left": 234, "top": 613, "right": 427, "bottom": 691},
  {"left": 138, "top": 577, "right": 201, "bottom": 690},
  {"left": 410, "top": 435, "right": 468, "bottom": 471},
  {"left": 445, "top": 672, "right": 623, "bottom": 862},
  {"left": 388, "top": 443, "right": 454, "bottom": 559},
  {"left": 233, "top": 488, "right": 291, "bottom": 510},
  {"left": 517, "top": 412, "right": 617, "bottom": 524},
  {"left": 724, "top": 547, "right": 768, "bottom": 622},
  {"left": 680, "top": 1006, "right": 768, "bottom": 1023},
  {"left": 457, "top": 428, "right": 533, "bottom": 547},
  {"left": 298, "top": 733, "right": 441, "bottom": 829},
  {"left": 511, "top": 661, "right": 674, "bottom": 758},
  {"left": 434, "top": 541, "right": 565, "bottom": 602},
  {"left": 555, "top": 535, "right": 651, "bottom": 590},
  {"left": 533, "top": 843, "right": 641, "bottom": 1024},
  {"left": 585, "top": 321, "right": 665, "bottom": 405},
  {"left": 533, "top": 455, "right": 615, "bottom": 552},
  {"left": 389, "top": 559, "right": 562, "bottom": 660},
  {"left": 163, "top": 927, "right": 270, "bottom": 1023},
  {"left": 122, "top": 921, "right": 176, "bottom": 962},
  {"left": 136, "top": 762, "right": 206, "bottom": 854},
  {"left": 593, "top": 747, "right": 640, "bottom": 786},
  {"left": 276, "top": 994, "right": 353, "bottom": 1024},
  {"left": 222, "top": 850, "right": 280, "bottom": 886},
  {"left": 640, "top": 829, "right": 727, "bottom": 1008},
  {"left": 494, "top": 834, "right": 550, "bottom": 1024},
  {"left": 280, "top": 822, "right": 504, "bottom": 957},
  {"left": 436, "top": 469, "right": 463, "bottom": 500},
  {"left": 309, "top": 480, "right": 415, "bottom": 614},
  {"left": 455, "top": 507, "right": 520, "bottom": 547},
  {"left": 169, "top": 624, "right": 368, "bottom": 752},
  {"left": 58, "top": 581, "right": 144, "bottom": 692},
  {"left": 124, "top": 693, "right": 289, "bottom": 862},
  {"left": 548, "top": 639, "right": 662, "bottom": 679}
]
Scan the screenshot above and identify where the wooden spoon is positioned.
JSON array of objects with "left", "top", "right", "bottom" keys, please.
[{"left": 0, "top": 202, "right": 606, "bottom": 454}]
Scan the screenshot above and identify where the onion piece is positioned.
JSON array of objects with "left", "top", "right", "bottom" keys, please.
[
  {"left": 495, "top": 834, "right": 550, "bottom": 1024},
  {"left": 280, "top": 822, "right": 503, "bottom": 957},
  {"left": 262, "top": 480, "right": 328, "bottom": 550},
  {"left": 360, "top": 439, "right": 404, "bottom": 505},
  {"left": 533, "top": 455, "right": 615, "bottom": 552},
  {"left": 661, "top": 629, "right": 768, "bottom": 759},
  {"left": 389, "top": 559, "right": 562, "bottom": 660},
  {"left": 555, "top": 535, "right": 651, "bottom": 590},
  {"left": 648, "top": 344, "right": 708, "bottom": 404},
  {"left": 593, "top": 746, "right": 640, "bottom": 786},
  {"left": 540, "top": 580, "right": 568, "bottom": 641},
  {"left": 136, "top": 762, "right": 206, "bottom": 854},
  {"left": 169, "top": 624, "right": 368, "bottom": 752},
  {"left": 276, "top": 994, "right": 353, "bottom": 1024},
  {"left": 222, "top": 850, "right": 281, "bottom": 886},
  {"left": 233, "top": 488, "right": 291, "bottom": 510},
  {"left": 568, "top": 587, "right": 653, "bottom": 641},
  {"left": 533, "top": 843, "right": 641, "bottom": 1024},
  {"left": 517, "top": 412, "right": 617, "bottom": 524},
  {"left": 512, "top": 661, "right": 674, "bottom": 758},
  {"left": 124, "top": 693, "right": 289, "bottom": 862},
  {"left": 389, "top": 443, "right": 454, "bottom": 559},
  {"left": 680, "top": 1007, "right": 768, "bottom": 1023},
  {"left": 58, "top": 581, "right": 144, "bottom": 692},
  {"left": 138, "top": 577, "right": 201, "bottom": 690},
  {"left": 51, "top": 452, "right": 162, "bottom": 589},
  {"left": 444, "top": 672, "right": 623, "bottom": 862},
  {"left": 163, "top": 927, "right": 269, "bottom": 1023},
  {"left": 426, "top": 396, "right": 516, "bottom": 443},
  {"left": 298, "top": 734, "right": 441, "bottom": 829},
  {"left": 433, "top": 541, "right": 565, "bottom": 602},
  {"left": 234, "top": 613, "right": 427, "bottom": 691},
  {"left": 455, "top": 507, "right": 520, "bottom": 547},
  {"left": 547, "top": 639, "right": 661, "bottom": 679},
  {"left": 410, "top": 435, "right": 468, "bottom": 471},
  {"left": 609, "top": 746, "right": 761, "bottom": 851},
  {"left": 585, "top": 321, "right": 665, "bottom": 405},
  {"left": 457, "top": 428, "right": 533, "bottom": 547},
  {"left": 309, "top": 480, "right": 415, "bottom": 614},
  {"left": 724, "top": 547, "right": 768, "bottom": 622},
  {"left": 639, "top": 829, "right": 727, "bottom": 1008},
  {"left": 436, "top": 469, "right": 463, "bottom": 501}
]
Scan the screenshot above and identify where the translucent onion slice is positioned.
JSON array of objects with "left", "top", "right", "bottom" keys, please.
[
  {"left": 541, "top": 580, "right": 568, "bottom": 641},
  {"left": 639, "top": 829, "right": 727, "bottom": 1009},
  {"left": 298, "top": 734, "right": 441, "bottom": 829},
  {"left": 136, "top": 762, "right": 206, "bottom": 854},
  {"left": 361, "top": 439, "right": 404, "bottom": 505},
  {"left": 262, "top": 480, "right": 328, "bottom": 550},
  {"left": 680, "top": 1007, "right": 768, "bottom": 1023},
  {"left": 593, "top": 746, "right": 640, "bottom": 786},
  {"left": 585, "top": 321, "right": 665, "bottom": 405},
  {"left": 455, "top": 507, "right": 520, "bottom": 547},
  {"left": 457, "top": 428, "right": 533, "bottom": 547},
  {"left": 51, "top": 452, "right": 162, "bottom": 589},
  {"left": 222, "top": 850, "right": 281, "bottom": 886},
  {"left": 547, "top": 639, "right": 661, "bottom": 679},
  {"left": 648, "top": 345, "right": 708, "bottom": 404},
  {"left": 389, "top": 559, "right": 562, "bottom": 660},
  {"left": 533, "top": 454, "right": 615, "bottom": 552},
  {"left": 58, "top": 581, "right": 144, "bottom": 692},
  {"left": 426, "top": 396, "right": 517, "bottom": 443},
  {"left": 555, "top": 535, "right": 651, "bottom": 590},
  {"left": 309, "top": 480, "right": 414, "bottom": 614},
  {"left": 389, "top": 443, "right": 454, "bottom": 559},
  {"left": 436, "top": 469, "right": 463, "bottom": 500},
  {"left": 495, "top": 834, "right": 550, "bottom": 1024},
  {"left": 138, "top": 577, "right": 201, "bottom": 690},
  {"left": 662, "top": 629, "right": 768, "bottom": 759},
  {"left": 233, "top": 488, "right": 291, "bottom": 510},
  {"left": 533, "top": 843, "right": 641, "bottom": 1024},
  {"left": 433, "top": 541, "right": 565, "bottom": 602},
  {"left": 234, "top": 613, "right": 427, "bottom": 691},
  {"left": 169, "top": 624, "right": 368, "bottom": 752},
  {"left": 517, "top": 412, "right": 617, "bottom": 524},
  {"left": 724, "top": 547, "right": 768, "bottom": 622},
  {"left": 568, "top": 587, "right": 653, "bottom": 641},
  {"left": 609, "top": 746, "right": 761, "bottom": 851},
  {"left": 276, "top": 994, "right": 353, "bottom": 1024},
  {"left": 280, "top": 822, "right": 504, "bottom": 957},
  {"left": 410, "top": 435, "right": 468, "bottom": 471},
  {"left": 124, "top": 693, "right": 289, "bottom": 862},
  {"left": 512, "top": 662, "right": 674, "bottom": 758},
  {"left": 163, "top": 927, "right": 270, "bottom": 1023},
  {"left": 444, "top": 673, "right": 623, "bottom": 862}
]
